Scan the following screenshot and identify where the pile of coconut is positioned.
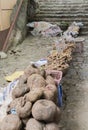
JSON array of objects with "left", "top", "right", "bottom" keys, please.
[{"left": 0, "top": 65, "right": 62, "bottom": 130}]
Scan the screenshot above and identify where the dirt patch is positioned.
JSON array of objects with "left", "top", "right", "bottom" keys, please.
[{"left": 0, "top": 35, "right": 59, "bottom": 87}]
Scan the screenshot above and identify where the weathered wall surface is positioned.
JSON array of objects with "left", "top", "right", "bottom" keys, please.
[
  {"left": 9, "top": 0, "right": 29, "bottom": 47},
  {"left": 8, "top": 0, "right": 39, "bottom": 47}
]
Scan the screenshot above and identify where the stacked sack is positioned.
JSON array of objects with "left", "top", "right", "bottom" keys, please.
[{"left": 0, "top": 65, "right": 61, "bottom": 130}]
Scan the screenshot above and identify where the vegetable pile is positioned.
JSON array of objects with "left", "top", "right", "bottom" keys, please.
[
  {"left": 0, "top": 65, "right": 61, "bottom": 130},
  {"left": 45, "top": 42, "right": 76, "bottom": 74}
]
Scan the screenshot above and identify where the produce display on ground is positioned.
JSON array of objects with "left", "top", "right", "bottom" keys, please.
[
  {"left": 0, "top": 21, "right": 84, "bottom": 130},
  {"left": 0, "top": 65, "right": 62, "bottom": 130},
  {"left": 44, "top": 42, "right": 76, "bottom": 74}
]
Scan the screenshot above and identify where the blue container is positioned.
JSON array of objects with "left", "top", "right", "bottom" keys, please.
[{"left": 58, "top": 84, "right": 63, "bottom": 107}]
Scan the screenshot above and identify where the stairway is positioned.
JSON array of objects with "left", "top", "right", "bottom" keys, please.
[{"left": 33, "top": 0, "right": 88, "bottom": 35}]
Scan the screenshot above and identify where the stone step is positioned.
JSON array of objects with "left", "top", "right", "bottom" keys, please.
[
  {"left": 39, "top": 0, "right": 84, "bottom": 1},
  {"left": 39, "top": 7, "right": 88, "bottom": 11},
  {"left": 37, "top": 11, "right": 88, "bottom": 15},
  {"left": 39, "top": 6, "right": 88, "bottom": 11},
  {"left": 35, "top": 14, "right": 88, "bottom": 18},
  {"left": 55, "top": 22, "right": 88, "bottom": 26},
  {"left": 34, "top": 15, "right": 88, "bottom": 21},
  {"left": 39, "top": 2, "right": 88, "bottom": 5},
  {"left": 33, "top": 19, "right": 88, "bottom": 30},
  {"left": 80, "top": 27, "right": 88, "bottom": 32},
  {"left": 80, "top": 28, "right": 88, "bottom": 35},
  {"left": 39, "top": 0, "right": 88, "bottom": 2},
  {"left": 39, "top": 4, "right": 88, "bottom": 7},
  {"left": 38, "top": 0, "right": 86, "bottom": 2},
  {"left": 34, "top": 17, "right": 88, "bottom": 24},
  {"left": 80, "top": 31, "right": 88, "bottom": 35},
  {"left": 34, "top": 0, "right": 88, "bottom": 35}
]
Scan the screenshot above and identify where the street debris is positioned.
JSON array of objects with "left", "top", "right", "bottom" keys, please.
[
  {"left": 0, "top": 51, "right": 7, "bottom": 59},
  {"left": 27, "top": 21, "right": 62, "bottom": 37},
  {"left": 5, "top": 71, "right": 24, "bottom": 82},
  {"left": 30, "top": 59, "right": 47, "bottom": 67},
  {"left": 64, "top": 22, "right": 83, "bottom": 38},
  {"left": 0, "top": 80, "right": 18, "bottom": 122}
]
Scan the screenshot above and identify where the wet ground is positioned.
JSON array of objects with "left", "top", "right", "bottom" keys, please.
[{"left": 0, "top": 35, "right": 88, "bottom": 130}]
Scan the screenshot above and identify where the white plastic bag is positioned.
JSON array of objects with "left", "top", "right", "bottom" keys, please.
[
  {"left": 27, "top": 21, "right": 62, "bottom": 36},
  {"left": 0, "top": 80, "right": 18, "bottom": 122}
]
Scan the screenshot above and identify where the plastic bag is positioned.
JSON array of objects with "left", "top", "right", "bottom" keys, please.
[
  {"left": 0, "top": 80, "right": 18, "bottom": 122},
  {"left": 27, "top": 21, "right": 62, "bottom": 37}
]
